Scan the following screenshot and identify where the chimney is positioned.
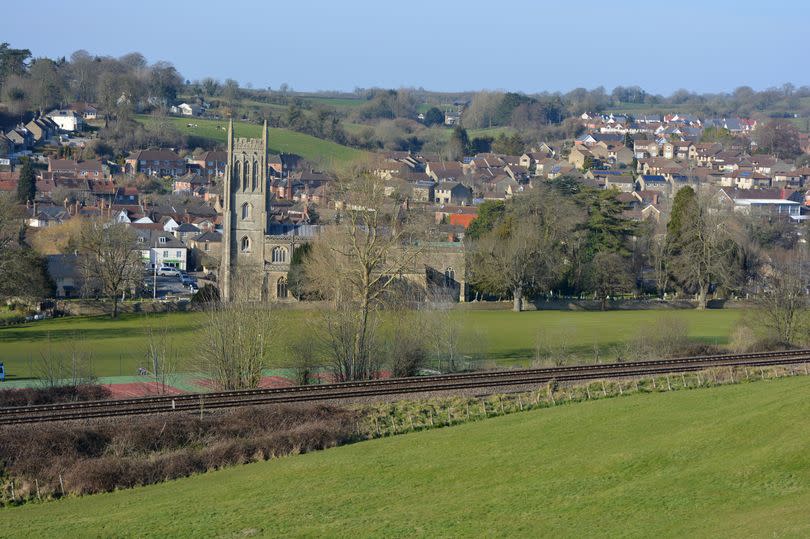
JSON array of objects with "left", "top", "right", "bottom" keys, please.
[{"left": 286, "top": 178, "right": 293, "bottom": 200}]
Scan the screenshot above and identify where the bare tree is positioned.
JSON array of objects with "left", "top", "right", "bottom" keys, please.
[
  {"left": 586, "top": 252, "right": 633, "bottom": 310},
  {"left": 755, "top": 254, "right": 809, "bottom": 346},
  {"left": 304, "top": 170, "right": 427, "bottom": 381},
  {"left": 196, "top": 290, "right": 278, "bottom": 390},
  {"left": 78, "top": 220, "right": 143, "bottom": 318},
  {"left": 144, "top": 323, "right": 179, "bottom": 394}
]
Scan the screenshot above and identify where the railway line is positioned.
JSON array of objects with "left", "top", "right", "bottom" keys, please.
[{"left": 2, "top": 349, "right": 809, "bottom": 425}]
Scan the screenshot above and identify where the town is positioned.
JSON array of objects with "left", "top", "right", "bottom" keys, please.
[{"left": 2, "top": 2, "right": 810, "bottom": 534}]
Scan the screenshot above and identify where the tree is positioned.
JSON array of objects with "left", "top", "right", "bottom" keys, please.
[
  {"left": 465, "top": 200, "right": 506, "bottom": 241},
  {"left": 446, "top": 125, "right": 469, "bottom": 160},
  {"left": 468, "top": 185, "right": 580, "bottom": 311},
  {"left": 196, "top": 297, "right": 278, "bottom": 390},
  {"left": 16, "top": 158, "right": 35, "bottom": 203},
  {"left": 303, "top": 171, "right": 427, "bottom": 380},
  {"left": 423, "top": 106, "right": 445, "bottom": 127},
  {"left": 754, "top": 254, "right": 809, "bottom": 346},
  {"left": 586, "top": 252, "right": 633, "bottom": 310},
  {"left": 0, "top": 43, "right": 31, "bottom": 86},
  {"left": 491, "top": 132, "right": 524, "bottom": 155},
  {"left": 754, "top": 119, "right": 802, "bottom": 159},
  {"left": 0, "top": 194, "right": 49, "bottom": 302},
  {"left": 287, "top": 242, "right": 313, "bottom": 300},
  {"left": 77, "top": 221, "right": 142, "bottom": 318},
  {"left": 666, "top": 187, "right": 740, "bottom": 309}
]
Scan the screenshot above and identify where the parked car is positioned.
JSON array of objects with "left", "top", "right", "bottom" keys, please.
[
  {"left": 180, "top": 274, "right": 197, "bottom": 286},
  {"left": 157, "top": 266, "right": 181, "bottom": 277}
]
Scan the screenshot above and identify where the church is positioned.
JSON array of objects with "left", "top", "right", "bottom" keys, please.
[{"left": 219, "top": 120, "right": 467, "bottom": 303}]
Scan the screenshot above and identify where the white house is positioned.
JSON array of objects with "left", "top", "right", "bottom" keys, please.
[
  {"left": 171, "top": 103, "right": 201, "bottom": 116},
  {"left": 136, "top": 230, "right": 187, "bottom": 270},
  {"left": 47, "top": 109, "right": 84, "bottom": 132}
]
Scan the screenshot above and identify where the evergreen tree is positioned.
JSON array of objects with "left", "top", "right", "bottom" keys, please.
[{"left": 16, "top": 159, "right": 35, "bottom": 203}]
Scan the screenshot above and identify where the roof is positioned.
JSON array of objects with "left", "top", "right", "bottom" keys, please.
[
  {"left": 46, "top": 254, "right": 80, "bottom": 280},
  {"left": 192, "top": 230, "right": 222, "bottom": 243},
  {"left": 127, "top": 149, "right": 182, "bottom": 161}
]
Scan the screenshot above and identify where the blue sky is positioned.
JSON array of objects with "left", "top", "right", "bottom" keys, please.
[{"left": 5, "top": 0, "right": 808, "bottom": 95}]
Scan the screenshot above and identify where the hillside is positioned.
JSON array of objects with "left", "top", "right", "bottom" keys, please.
[
  {"left": 5, "top": 376, "right": 810, "bottom": 536},
  {"left": 134, "top": 115, "right": 370, "bottom": 166}
]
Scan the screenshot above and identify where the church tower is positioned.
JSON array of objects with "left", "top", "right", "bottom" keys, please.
[{"left": 220, "top": 119, "right": 269, "bottom": 301}]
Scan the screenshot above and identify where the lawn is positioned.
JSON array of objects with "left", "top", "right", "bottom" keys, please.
[
  {"left": 0, "top": 308, "right": 741, "bottom": 378},
  {"left": 4, "top": 375, "right": 809, "bottom": 537},
  {"left": 134, "top": 115, "right": 369, "bottom": 166}
]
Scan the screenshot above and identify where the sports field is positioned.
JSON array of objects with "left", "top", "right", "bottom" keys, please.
[
  {"left": 134, "top": 115, "right": 369, "bottom": 166},
  {"left": 4, "top": 375, "right": 809, "bottom": 536},
  {"left": 0, "top": 308, "right": 742, "bottom": 379}
]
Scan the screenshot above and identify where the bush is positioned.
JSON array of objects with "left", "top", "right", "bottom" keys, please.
[
  {"left": 0, "top": 384, "right": 111, "bottom": 407},
  {"left": 0, "top": 403, "right": 360, "bottom": 499}
]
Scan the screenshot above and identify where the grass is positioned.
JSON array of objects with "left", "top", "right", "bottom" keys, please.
[
  {"left": 0, "top": 308, "right": 741, "bottom": 378},
  {"left": 4, "top": 375, "right": 810, "bottom": 536},
  {"left": 134, "top": 115, "right": 369, "bottom": 166}
]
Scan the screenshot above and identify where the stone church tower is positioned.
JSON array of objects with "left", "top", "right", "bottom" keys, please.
[{"left": 220, "top": 119, "right": 269, "bottom": 301}]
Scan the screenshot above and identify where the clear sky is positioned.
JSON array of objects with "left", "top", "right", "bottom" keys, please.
[{"left": 5, "top": 0, "right": 808, "bottom": 95}]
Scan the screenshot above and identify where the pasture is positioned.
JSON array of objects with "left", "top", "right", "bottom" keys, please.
[
  {"left": 4, "top": 375, "right": 809, "bottom": 536},
  {"left": 0, "top": 308, "right": 742, "bottom": 379},
  {"left": 133, "top": 115, "right": 369, "bottom": 165}
]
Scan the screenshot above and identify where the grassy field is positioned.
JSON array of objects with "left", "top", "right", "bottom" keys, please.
[
  {"left": 4, "top": 375, "right": 809, "bottom": 536},
  {"left": 0, "top": 308, "right": 742, "bottom": 378},
  {"left": 134, "top": 115, "right": 369, "bottom": 166}
]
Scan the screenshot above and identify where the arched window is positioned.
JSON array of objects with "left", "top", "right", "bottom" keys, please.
[
  {"left": 272, "top": 246, "right": 287, "bottom": 263},
  {"left": 242, "top": 161, "right": 249, "bottom": 191},
  {"left": 240, "top": 236, "right": 251, "bottom": 253},
  {"left": 252, "top": 161, "right": 259, "bottom": 191},
  {"left": 277, "top": 277, "right": 288, "bottom": 299},
  {"left": 444, "top": 267, "right": 455, "bottom": 287},
  {"left": 241, "top": 202, "right": 251, "bottom": 220}
]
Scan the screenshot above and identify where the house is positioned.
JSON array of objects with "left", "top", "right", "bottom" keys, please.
[
  {"left": 187, "top": 230, "right": 222, "bottom": 271},
  {"left": 48, "top": 158, "right": 104, "bottom": 178},
  {"left": 134, "top": 229, "right": 188, "bottom": 270},
  {"left": 27, "top": 203, "right": 72, "bottom": 228},
  {"left": 604, "top": 174, "right": 635, "bottom": 193},
  {"left": 46, "top": 254, "right": 82, "bottom": 298},
  {"left": 25, "top": 118, "right": 57, "bottom": 144},
  {"left": 69, "top": 103, "right": 100, "bottom": 120},
  {"left": 426, "top": 161, "right": 464, "bottom": 182},
  {"left": 171, "top": 102, "right": 202, "bottom": 116},
  {"left": 47, "top": 109, "right": 84, "bottom": 132},
  {"left": 187, "top": 150, "right": 227, "bottom": 178},
  {"left": 633, "top": 139, "right": 660, "bottom": 159},
  {"left": 719, "top": 170, "right": 772, "bottom": 189},
  {"left": 435, "top": 182, "right": 473, "bottom": 205},
  {"left": 435, "top": 205, "right": 478, "bottom": 228},
  {"left": 411, "top": 180, "right": 435, "bottom": 203},
  {"left": 125, "top": 149, "right": 186, "bottom": 177},
  {"left": 717, "top": 188, "right": 802, "bottom": 217},
  {"left": 637, "top": 175, "right": 669, "bottom": 192},
  {"left": 568, "top": 146, "right": 595, "bottom": 169}
]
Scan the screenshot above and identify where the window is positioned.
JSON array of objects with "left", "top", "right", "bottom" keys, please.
[
  {"left": 137, "top": 237, "right": 144, "bottom": 243},
  {"left": 277, "top": 277, "right": 288, "bottom": 299},
  {"left": 163, "top": 250, "right": 168, "bottom": 258},
  {"left": 241, "top": 202, "right": 251, "bottom": 220},
  {"left": 240, "top": 236, "right": 251, "bottom": 253},
  {"left": 272, "top": 246, "right": 287, "bottom": 263},
  {"left": 204, "top": 241, "right": 209, "bottom": 252},
  {"left": 445, "top": 267, "right": 455, "bottom": 287},
  {"left": 176, "top": 251, "right": 182, "bottom": 258},
  {"left": 159, "top": 236, "right": 167, "bottom": 244},
  {"left": 252, "top": 161, "right": 259, "bottom": 191}
]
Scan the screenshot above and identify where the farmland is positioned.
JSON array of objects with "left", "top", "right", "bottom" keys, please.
[
  {"left": 0, "top": 308, "right": 742, "bottom": 378},
  {"left": 133, "top": 115, "right": 369, "bottom": 166},
  {"left": 4, "top": 375, "right": 809, "bottom": 536}
]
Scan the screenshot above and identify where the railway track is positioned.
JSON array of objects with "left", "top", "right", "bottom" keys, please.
[{"left": 2, "top": 349, "right": 809, "bottom": 425}]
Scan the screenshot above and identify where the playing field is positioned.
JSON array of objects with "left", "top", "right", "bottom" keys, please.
[
  {"left": 0, "top": 308, "right": 742, "bottom": 379},
  {"left": 3, "top": 374, "right": 808, "bottom": 537},
  {"left": 134, "top": 115, "right": 369, "bottom": 166}
]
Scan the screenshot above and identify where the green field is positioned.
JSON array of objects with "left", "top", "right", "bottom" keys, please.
[
  {"left": 134, "top": 115, "right": 369, "bottom": 166},
  {"left": 4, "top": 375, "right": 809, "bottom": 536},
  {"left": 0, "top": 308, "right": 741, "bottom": 378}
]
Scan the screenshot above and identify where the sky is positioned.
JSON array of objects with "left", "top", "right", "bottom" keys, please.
[{"left": 5, "top": 0, "right": 809, "bottom": 95}]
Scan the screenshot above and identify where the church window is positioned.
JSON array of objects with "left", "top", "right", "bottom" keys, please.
[
  {"left": 240, "top": 236, "right": 251, "bottom": 253},
  {"left": 272, "top": 246, "right": 287, "bottom": 263},
  {"left": 241, "top": 202, "right": 251, "bottom": 220},
  {"left": 252, "top": 161, "right": 259, "bottom": 191},
  {"left": 277, "top": 277, "right": 288, "bottom": 299}
]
